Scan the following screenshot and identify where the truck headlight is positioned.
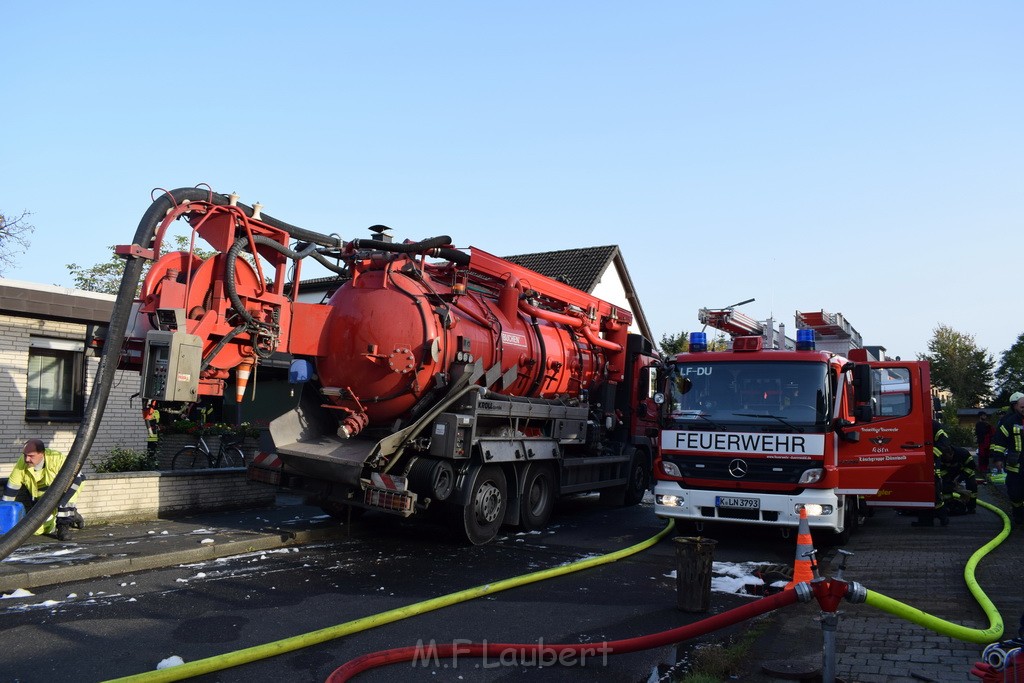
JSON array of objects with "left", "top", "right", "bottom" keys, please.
[
  {"left": 798, "top": 468, "right": 824, "bottom": 484},
  {"left": 797, "top": 503, "right": 834, "bottom": 516},
  {"left": 657, "top": 494, "right": 682, "bottom": 507},
  {"left": 662, "top": 462, "right": 681, "bottom": 477}
]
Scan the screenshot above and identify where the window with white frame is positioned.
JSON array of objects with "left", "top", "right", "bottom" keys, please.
[{"left": 26, "top": 337, "right": 85, "bottom": 421}]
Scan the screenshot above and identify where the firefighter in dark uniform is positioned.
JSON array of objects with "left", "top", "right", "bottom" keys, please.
[
  {"left": 939, "top": 445, "right": 978, "bottom": 514},
  {"left": 913, "top": 419, "right": 952, "bottom": 527},
  {"left": 990, "top": 391, "right": 1024, "bottom": 525}
]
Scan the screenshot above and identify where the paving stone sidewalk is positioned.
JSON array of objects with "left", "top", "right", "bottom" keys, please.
[{"left": 748, "top": 481, "right": 1021, "bottom": 683}]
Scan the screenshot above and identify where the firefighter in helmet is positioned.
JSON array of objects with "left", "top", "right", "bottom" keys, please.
[
  {"left": 913, "top": 420, "right": 952, "bottom": 527},
  {"left": 990, "top": 391, "right": 1024, "bottom": 525},
  {"left": 938, "top": 444, "right": 978, "bottom": 514},
  {"left": 2, "top": 439, "right": 85, "bottom": 540}
]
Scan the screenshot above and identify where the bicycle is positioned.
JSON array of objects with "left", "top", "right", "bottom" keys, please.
[{"left": 171, "top": 434, "right": 247, "bottom": 470}]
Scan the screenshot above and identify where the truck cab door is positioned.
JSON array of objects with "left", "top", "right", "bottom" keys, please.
[
  {"left": 630, "top": 360, "right": 662, "bottom": 442},
  {"left": 837, "top": 360, "right": 935, "bottom": 509}
]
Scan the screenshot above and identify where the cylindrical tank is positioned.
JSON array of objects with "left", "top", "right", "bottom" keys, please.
[{"left": 315, "top": 254, "right": 610, "bottom": 426}]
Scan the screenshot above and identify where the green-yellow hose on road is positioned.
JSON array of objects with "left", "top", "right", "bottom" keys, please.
[
  {"left": 863, "top": 498, "right": 1009, "bottom": 644},
  {"left": 102, "top": 519, "right": 676, "bottom": 683}
]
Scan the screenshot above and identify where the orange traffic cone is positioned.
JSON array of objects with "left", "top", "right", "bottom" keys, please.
[
  {"left": 235, "top": 357, "right": 255, "bottom": 403},
  {"left": 785, "top": 507, "right": 815, "bottom": 588}
]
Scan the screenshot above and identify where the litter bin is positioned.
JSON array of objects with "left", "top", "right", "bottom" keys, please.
[{"left": 674, "top": 536, "right": 717, "bottom": 613}]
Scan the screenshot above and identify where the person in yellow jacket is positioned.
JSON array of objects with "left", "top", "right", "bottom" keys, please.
[{"left": 2, "top": 439, "right": 85, "bottom": 540}]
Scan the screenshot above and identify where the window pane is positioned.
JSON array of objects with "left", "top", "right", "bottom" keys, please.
[
  {"left": 27, "top": 349, "right": 76, "bottom": 413},
  {"left": 874, "top": 367, "right": 912, "bottom": 418}
]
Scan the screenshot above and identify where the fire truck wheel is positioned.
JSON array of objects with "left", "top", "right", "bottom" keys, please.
[
  {"left": 460, "top": 464, "right": 507, "bottom": 545},
  {"left": 519, "top": 463, "right": 556, "bottom": 531}
]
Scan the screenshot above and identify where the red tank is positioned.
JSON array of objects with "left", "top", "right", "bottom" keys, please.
[
  {"left": 123, "top": 192, "right": 632, "bottom": 434},
  {"left": 315, "top": 247, "right": 632, "bottom": 428}
]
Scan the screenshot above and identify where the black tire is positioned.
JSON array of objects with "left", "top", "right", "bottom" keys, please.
[
  {"left": 171, "top": 446, "right": 207, "bottom": 470},
  {"left": 519, "top": 463, "right": 557, "bottom": 531},
  {"left": 459, "top": 465, "right": 507, "bottom": 545},
  {"left": 218, "top": 446, "right": 246, "bottom": 468},
  {"left": 623, "top": 449, "right": 651, "bottom": 506},
  {"left": 601, "top": 448, "right": 650, "bottom": 507}
]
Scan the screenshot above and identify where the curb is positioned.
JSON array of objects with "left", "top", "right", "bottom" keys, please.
[{"left": 0, "top": 525, "right": 347, "bottom": 593}]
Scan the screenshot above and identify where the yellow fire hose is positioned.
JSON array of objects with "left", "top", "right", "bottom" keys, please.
[
  {"left": 862, "top": 497, "right": 1008, "bottom": 644},
  {"left": 103, "top": 495, "right": 1013, "bottom": 681},
  {"left": 102, "top": 519, "right": 676, "bottom": 682}
]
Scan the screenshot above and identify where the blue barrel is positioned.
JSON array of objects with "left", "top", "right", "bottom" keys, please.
[{"left": 0, "top": 501, "right": 25, "bottom": 534}]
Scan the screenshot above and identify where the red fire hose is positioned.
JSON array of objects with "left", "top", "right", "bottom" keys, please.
[{"left": 326, "top": 587, "right": 801, "bottom": 682}]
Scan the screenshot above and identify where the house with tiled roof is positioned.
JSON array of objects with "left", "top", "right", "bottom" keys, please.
[
  {"left": 502, "top": 245, "right": 651, "bottom": 342},
  {"left": 0, "top": 279, "right": 146, "bottom": 476},
  {"left": 291, "top": 245, "right": 652, "bottom": 341}
]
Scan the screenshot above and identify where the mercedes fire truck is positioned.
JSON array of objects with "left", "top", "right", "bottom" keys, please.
[{"left": 653, "top": 308, "right": 936, "bottom": 540}]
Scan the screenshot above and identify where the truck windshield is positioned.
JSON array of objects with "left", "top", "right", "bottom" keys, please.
[{"left": 665, "top": 360, "right": 831, "bottom": 432}]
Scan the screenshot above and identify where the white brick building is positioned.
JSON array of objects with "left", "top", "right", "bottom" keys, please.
[{"left": 0, "top": 279, "right": 146, "bottom": 477}]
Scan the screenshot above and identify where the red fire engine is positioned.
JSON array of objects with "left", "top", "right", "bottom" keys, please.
[{"left": 653, "top": 308, "right": 936, "bottom": 540}]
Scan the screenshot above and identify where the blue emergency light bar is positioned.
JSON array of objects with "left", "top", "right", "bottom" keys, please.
[
  {"left": 796, "top": 329, "right": 815, "bottom": 350},
  {"left": 688, "top": 332, "right": 707, "bottom": 352}
]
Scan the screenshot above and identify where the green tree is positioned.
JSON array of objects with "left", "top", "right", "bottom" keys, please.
[
  {"left": 0, "top": 209, "right": 34, "bottom": 275},
  {"left": 659, "top": 330, "right": 729, "bottom": 356},
  {"left": 917, "top": 325, "right": 994, "bottom": 407},
  {"left": 67, "top": 245, "right": 126, "bottom": 294},
  {"left": 68, "top": 236, "right": 214, "bottom": 295},
  {"left": 992, "top": 332, "right": 1024, "bottom": 407},
  {"left": 659, "top": 331, "right": 689, "bottom": 356},
  {"left": 709, "top": 333, "right": 729, "bottom": 351}
]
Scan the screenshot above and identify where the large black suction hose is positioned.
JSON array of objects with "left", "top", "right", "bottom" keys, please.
[
  {"left": 0, "top": 190, "right": 183, "bottom": 558},
  {"left": 0, "top": 187, "right": 341, "bottom": 561},
  {"left": 348, "top": 236, "right": 468, "bottom": 266}
]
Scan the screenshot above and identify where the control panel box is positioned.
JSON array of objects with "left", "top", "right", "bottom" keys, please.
[{"left": 141, "top": 330, "right": 202, "bottom": 402}]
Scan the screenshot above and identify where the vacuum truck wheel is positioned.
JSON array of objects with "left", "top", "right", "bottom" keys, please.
[
  {"left": 519, "top": 462, "right": 556, "bottom": 531},
  {"left": 459, "top": 464, "right": 507, "bottom": 545},
  {"left": 601, "top": 447, "right": 650, "bottom": 507}
]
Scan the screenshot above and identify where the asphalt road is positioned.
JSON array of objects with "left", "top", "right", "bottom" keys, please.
[{"left": 0, "top": 495, "right": 797, "bottom": 683}]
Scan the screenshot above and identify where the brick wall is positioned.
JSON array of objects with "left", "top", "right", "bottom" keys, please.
[
  {"left": 76, "top": 470, "right": 277, "bottom": 523},
  {"left": 0, "top": 313, "right": 147, "bottom": 478}
]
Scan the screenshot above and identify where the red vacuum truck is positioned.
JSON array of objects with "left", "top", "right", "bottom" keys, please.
[
  {"left": 119, "top": 188, "right": 660, "bottom": 544},
  {"left": 653, "top": 308, "right": 937, "bottom": 542}
]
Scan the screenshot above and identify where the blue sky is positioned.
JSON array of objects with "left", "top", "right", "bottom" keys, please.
[{"left": 3, "top": 2, "right": 1021, "bottom": 362}]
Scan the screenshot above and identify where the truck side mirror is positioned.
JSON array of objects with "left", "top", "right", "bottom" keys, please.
[
  {"left": 852, "top": 364, "right": 872, "bottom": 398},
  {"left": 853, "top": 404, "right": 873, "bottom": 423},
  {"left": 833, "top": 418, "right": 862, "bottom": 443},
  {"left": 851, "top": 363, "right": 874, "bottom": 423}
]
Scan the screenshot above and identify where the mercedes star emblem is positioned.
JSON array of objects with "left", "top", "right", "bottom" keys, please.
[{"left": 728, "top": 459, "right": 748, "bottom": 478}]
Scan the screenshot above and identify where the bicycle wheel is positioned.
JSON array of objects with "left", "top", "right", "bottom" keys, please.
[
  {"left": 171, "top": 446, "right": 208, "bottom": 470},
  {"left": 218, "top": 446, "right": 247, "bottom": 468}
]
